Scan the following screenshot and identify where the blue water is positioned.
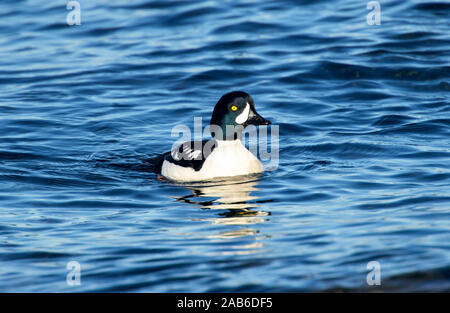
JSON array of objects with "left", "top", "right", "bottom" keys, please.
[{"left": 0, "top": 0, "right": 449, "bottom": 292}]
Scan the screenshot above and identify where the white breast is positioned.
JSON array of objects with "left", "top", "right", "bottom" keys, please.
[{"left": 161, "top": 139, "right": 263, "bottom": 182}]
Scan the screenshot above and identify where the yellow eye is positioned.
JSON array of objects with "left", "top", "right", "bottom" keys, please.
[{"left": 231, "top": 105, "right": 238, "bottom": 111}]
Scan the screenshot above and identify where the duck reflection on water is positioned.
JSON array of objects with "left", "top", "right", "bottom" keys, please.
[{"left": 173, "top": 176, "right": 271, "bottom": 255}]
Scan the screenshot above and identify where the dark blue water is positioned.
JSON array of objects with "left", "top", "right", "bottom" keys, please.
[{"left": 0, "top": 0, "right": 449, "bottom": 292}]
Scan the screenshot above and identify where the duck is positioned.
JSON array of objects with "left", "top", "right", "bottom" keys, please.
[{"left": 155, "top": 91, "right": 271, "bottom": 182}]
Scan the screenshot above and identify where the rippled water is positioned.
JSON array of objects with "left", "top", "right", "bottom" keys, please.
[{"left": 0, "top": 0, "right": 449, "bottom": 292}]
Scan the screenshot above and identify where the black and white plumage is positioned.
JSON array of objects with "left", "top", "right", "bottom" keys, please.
[
  {"left": 158, "top": 139, "right": 217, "bottom": 172},
  {"left": 155, "top": 91, "right": 271, "bottom": 182}
]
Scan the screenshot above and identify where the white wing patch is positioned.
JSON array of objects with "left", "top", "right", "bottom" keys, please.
[
  {"left": 187, "top": 149, "right": 202, "bottom": 159},
  {"left": 172, "top": 142, "right": 202, "bottom": 161},
  {"left": 235, "top": 102, "right": 250, "bottom": 124},
  {"left": 172, "top": 151, "right": 181, "bottom": 160}
]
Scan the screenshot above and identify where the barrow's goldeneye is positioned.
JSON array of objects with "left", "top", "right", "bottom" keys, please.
[{"left": 155, "top": 91, "right": 271, "bottom": 182}]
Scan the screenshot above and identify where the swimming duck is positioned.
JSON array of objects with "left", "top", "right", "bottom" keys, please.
[{"left": 155, "top": 91, "right": 271, "bottom": 182}]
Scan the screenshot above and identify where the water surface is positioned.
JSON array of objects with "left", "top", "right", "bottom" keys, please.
[{"left": 0, "top": 0, "right": 449, "bottom": 292}]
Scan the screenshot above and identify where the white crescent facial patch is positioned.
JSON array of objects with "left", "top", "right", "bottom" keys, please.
[{"left": 235, "top": 102, "right": 250, "bottom": 124}]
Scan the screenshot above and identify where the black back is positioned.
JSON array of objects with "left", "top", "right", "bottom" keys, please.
[{"left": 155, "top": 139, "right": 217, "bottom": 173}]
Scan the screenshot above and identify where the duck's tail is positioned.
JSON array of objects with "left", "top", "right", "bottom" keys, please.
[{"left": 143, "top": 152, "right": 169, "bottom": 175}]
